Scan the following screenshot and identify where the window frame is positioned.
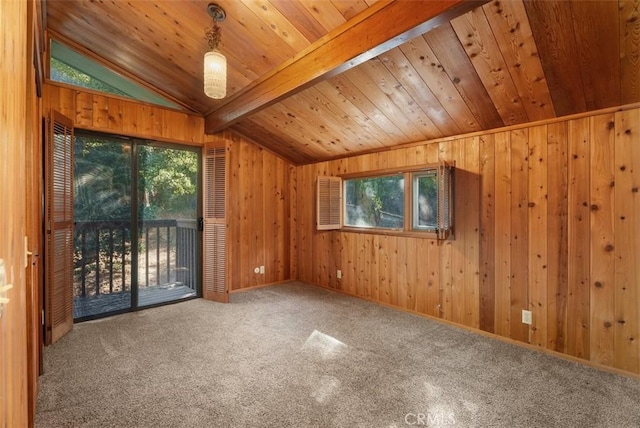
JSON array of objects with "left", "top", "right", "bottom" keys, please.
[{"left": 337, "top": 163, "right": 454, "bottom": 240}]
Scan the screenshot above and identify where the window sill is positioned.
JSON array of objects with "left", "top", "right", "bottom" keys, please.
[{"left": 340, "top": 226, "right": 441, "bottom": 240}]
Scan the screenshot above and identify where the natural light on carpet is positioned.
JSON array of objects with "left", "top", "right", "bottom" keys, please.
[{"left": 301, "top": 330, "right": 347, "bottom": 360}]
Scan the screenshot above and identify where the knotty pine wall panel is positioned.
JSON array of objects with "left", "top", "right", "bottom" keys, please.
[
  {"left": 214, "top": 131, "right": 294, "bottom": 291},
  {"left": 43, "top": 83, "right": 205, "bottom": 145},
  {"left": 294, "top": 106, "right": 640, "bottom": 376}
]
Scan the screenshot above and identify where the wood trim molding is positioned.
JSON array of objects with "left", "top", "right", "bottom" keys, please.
[
  {"left": 204, "top": 0, "right": 486, "bottom": 133},
  {"left": 339, "top": 163, "right": 440, "bottom": 179}
]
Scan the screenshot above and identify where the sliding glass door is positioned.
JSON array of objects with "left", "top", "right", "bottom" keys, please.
[
  {"left": 137, "top": 145, "right": 199, "bottom": 307},
  {"left": 73, "top": 132, "right": 200, "bottom": 320}
]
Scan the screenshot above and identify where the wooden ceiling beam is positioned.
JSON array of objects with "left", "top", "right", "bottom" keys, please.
[{"left": 205, "top": 0, "right": 486, "bottom": 134}]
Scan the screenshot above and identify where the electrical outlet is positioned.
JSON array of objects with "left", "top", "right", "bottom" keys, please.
[
  {"left": 337, "top": 270, "right": 342, "bottom": 279},
  {"left": 259, "top": 265, "right": 265, "bottom": 274},
  {"left": 522, "top": 310, "right": 532, "bottom": 325}
]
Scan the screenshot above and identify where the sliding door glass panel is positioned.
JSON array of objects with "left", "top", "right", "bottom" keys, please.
[
  {"left": 137, "top": 145, "right": 199, "bottom": 307},
  {"left": 73, "top": 134, "right": 132, "bottom": 319}
]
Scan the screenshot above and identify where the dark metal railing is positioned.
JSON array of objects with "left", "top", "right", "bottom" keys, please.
[{"left": 74, "top": 219, "right": 198, "bottom": 298}]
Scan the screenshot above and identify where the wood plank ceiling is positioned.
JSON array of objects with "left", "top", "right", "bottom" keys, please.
[{"left": 46, "top": 0, "right": 640, "bottom": 165}]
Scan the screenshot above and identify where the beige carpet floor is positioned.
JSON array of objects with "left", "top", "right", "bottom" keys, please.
[{"left": 36, "top": 282, "right": 640, "bottom": 427}]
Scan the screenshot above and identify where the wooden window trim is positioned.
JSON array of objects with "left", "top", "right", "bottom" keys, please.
[
  {"left": 341, "top": 226, "right": 439, "bottom": 240},
  {"left": 338, "top": 163, "right": 439, "bottom": 180}
]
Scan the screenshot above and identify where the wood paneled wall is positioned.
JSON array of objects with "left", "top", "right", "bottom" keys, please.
[
  {"left": 294, "top": 105, "right": 640, "bottom": 375},
  {"left": 207, "top": 132, "right": 294, "bottom": 291},
  {"left": 43, "top": 83, "right": 205, "bottom": 145},
  {"left": 1, "top": 0, "right": 29, "bottom": 426}
]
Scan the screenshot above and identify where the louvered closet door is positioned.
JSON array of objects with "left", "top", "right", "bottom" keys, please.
[
  {"left": 203, "top": 146, "right": 228, "bottom": 302},
  {"left": 45, "top": 111, "right": 74, "bottom": 344}
]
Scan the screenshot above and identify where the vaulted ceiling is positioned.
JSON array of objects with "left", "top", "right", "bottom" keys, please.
[{"left": 46, "top": 0, "right": 640, "bottom": 164}]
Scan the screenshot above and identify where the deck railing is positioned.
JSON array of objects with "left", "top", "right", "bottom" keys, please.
[{"left": 74, "top": 219, "right": 198, "bottom": 298}]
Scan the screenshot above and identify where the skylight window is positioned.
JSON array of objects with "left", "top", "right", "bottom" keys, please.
[{"left": 49, "top": 40, "right": 181, "bottom": 110}]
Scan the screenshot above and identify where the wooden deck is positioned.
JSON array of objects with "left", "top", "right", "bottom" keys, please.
[{"left": 74, "top": 284, "right": 196, "bottom": 319}]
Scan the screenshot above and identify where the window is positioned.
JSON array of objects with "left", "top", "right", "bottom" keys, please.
[
  {"left": 344, "top": 174, "right": 404, "bottom": 229},
  {"left": 49, "top": 39, "right": 182, "bottom": 110},
  {"left": 317, "top": 163, "right": 454, "bottom": 239},
  {"left": 412, "top": 171, "right": 437, "bottom": 231}
]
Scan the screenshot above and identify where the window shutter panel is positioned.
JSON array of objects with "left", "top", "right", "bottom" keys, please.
[
  {"left": 317, "top": 176, "right": 342, "bottom": 230},
  {"left": 45, "top": 111, "right": 74, "bottom": 344},
  {"left": 203, "top": 146, "right": 228, "bottom": 302},
  {"left": 437, "top": 161, "right": 454, "bottom": 240}
]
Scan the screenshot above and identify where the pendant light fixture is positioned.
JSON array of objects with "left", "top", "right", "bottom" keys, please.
[{"left": 204, "top": 3, "right": 227, "bottom": 99}]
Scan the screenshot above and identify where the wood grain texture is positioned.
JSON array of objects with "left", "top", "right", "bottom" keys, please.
[
  {"left": 481, "top": 0, "right": 555, "bottom": 122},
  {"left": 546, "top": 121, "right": 569, "bottom": 353},
  {"left": 589, "top": 113, "right": 616, "bottom": 367},
  {"left": 527, "top": 125, "right": 547, "bottom": 348},
  {"left": 225, "top": 131, "right": 293, "bottom": 291},
  {"left": 451, "top": 7, "right": 528, "bottom": 126},
  {"left": 620, "top": 0, "right": 640, "bottom": 105},
  {"left": 567, "top": 117, "right": 591, "bottom": 360},
  {"left": 509, "top": 128, "right": 529, "bottom": 342},
  {"left": 400, "top": 34, "right": 481, "bottom": 133},
  {"left": 493, "top": 131, "right": 512, "bottom": 337},
  {"left": 570, "top": 1, "right": 621, "bottom": 110},
  {"left": 479, "top": 134, "right": 495, "bottom": 332},
  {"left": 463, "top": 136, "right": 480, "bottom": 329},
  {"left": 1, "top": 0, "right": 29, "bottom": 425},
  {"left": 524, "top": 0, "right": 587, "bottom": 116},
  {"left": 378, "top": 47, "right": 459, "bottom": 136},
  {"left": 614, "top": 108, "right": 640, "bottom": 372},
  {"left": 294, "top": 105, "right": 640, "bottom": 376},
  {"left": 44, "top": 84, "right": 205, "bottom": 145},
  {"left": 424, "top": 23, "right": 504, "bottom": 130}
]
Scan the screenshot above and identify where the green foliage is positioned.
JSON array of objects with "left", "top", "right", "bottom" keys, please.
[
  {"left": 51, "top": 58, "right": 128, "bottom": 97},
  {"left": 74, "top": 134, "right": 198, "bottom": 221},
  {"left": 345, "top": 175, "right": 404, "bottom": 228},
  {"left": 74, "top": 136, "right": 131, "bottom": 221},
  {"left": 138, "top": 146, "right": 198, "bottom": 219}
]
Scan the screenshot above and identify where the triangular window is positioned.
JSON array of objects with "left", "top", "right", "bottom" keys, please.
[{"left": 49, "top": 39, "right": 181, "bottom": 110}]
